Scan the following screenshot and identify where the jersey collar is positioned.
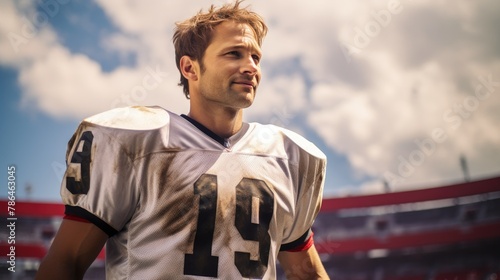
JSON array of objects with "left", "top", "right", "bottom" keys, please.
[{"left": 180, "top": 114, "right": 249, "bottom": 149}]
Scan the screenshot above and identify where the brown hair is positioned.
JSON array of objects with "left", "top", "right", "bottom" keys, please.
[{"left": 173, "top": 0, "right": 268, "bottom": 98}]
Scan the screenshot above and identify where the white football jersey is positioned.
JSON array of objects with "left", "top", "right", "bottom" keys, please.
[{"left": 61, "top": 106, "right": 326, "bottom": 279}]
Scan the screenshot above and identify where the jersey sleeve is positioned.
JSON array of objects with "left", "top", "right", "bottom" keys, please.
[
  {"left": 279, "top": 128, "right": 327, "bottom": 250},
  {"left": 60, "top": 121, "right": 140, "bottom": 236}
]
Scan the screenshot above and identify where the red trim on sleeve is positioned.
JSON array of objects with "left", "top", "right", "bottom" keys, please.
[
  {"left": 64, "top": 214, "right": 91, "bottom": 223},
  {"left": 287, "top": 232, "right": 314, "bottom": 252}
]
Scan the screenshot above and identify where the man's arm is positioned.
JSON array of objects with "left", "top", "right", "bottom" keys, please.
[
  {"left": 278, "top": 244, "right": 330, "bottom": 279},
  {"left": 35, "top": 219, "right": 108, "bottom": 280}
]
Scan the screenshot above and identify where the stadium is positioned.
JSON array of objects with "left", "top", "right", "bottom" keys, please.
[{"left": 1, "top": 176, "right": 499, "bottom": 279}]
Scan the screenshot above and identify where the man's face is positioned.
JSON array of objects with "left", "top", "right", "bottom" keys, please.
[{"left": 194, "top": 21, "right": 262, "bottom": 110}]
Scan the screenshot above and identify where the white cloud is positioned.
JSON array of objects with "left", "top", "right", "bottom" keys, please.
[
  {"left": 0, "top": 0, "right": 58, "bottom": 67},
  {"left": 18, "top": 46, "right": 188, "bottom": 119},
  {"left": 304, "top": 1, "right": 500, "bottom": 191},
  {"left": 1, "top": 0, "right": 499, "bottom": 194},
  {"left": 1, "top": 0, "right": 189, "bottom": 120}
]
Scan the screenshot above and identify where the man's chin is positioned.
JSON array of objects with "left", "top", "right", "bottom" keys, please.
[
  {"left": 239, "top": 97, "right": 255, "bottom": 109},
  {"left": 233, "top": 92, "right": 255, "bottom": 109}
]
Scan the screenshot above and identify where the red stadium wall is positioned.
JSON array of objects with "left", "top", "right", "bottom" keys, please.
[
  {"left": 315, "top": 176, "right": 500, "bottom": 255},
  {"left": 1, "top": 176, "right": 500, "bottom": 279}
]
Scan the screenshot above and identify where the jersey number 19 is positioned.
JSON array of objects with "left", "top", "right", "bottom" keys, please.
[{"left": 184, "top": 174, "right": 274, "bottom": 278}]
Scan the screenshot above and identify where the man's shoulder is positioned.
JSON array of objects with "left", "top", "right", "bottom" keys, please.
[
  {"left": 83, "top": 106, "right": 172, "bottom": 131},
  {"left": 250, "top": 123, "right": 326, "bottom": 160}
]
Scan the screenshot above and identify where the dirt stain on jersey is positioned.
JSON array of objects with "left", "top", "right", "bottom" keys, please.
[
  {"left": 132, "top": 105, "right": 154, "bottom": 113},
  {"left": 149, "top": 152, "right": 197, "bottom": 238}
]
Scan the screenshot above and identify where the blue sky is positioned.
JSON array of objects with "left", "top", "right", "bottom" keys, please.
[{"left": 1, "top": 0, "right": 499, "bottom": 202}]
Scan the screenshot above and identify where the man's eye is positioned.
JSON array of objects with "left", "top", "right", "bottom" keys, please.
[
  {"left": 252, "top": 55, "right": 261, "bottom": 63},
  {"left": 227, "top": 51, "right": 241, "bottom": 57}
]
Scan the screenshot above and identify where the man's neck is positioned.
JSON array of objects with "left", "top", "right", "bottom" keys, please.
[{"left": 187, "top": 106, "right": 243, "bottom": 139}]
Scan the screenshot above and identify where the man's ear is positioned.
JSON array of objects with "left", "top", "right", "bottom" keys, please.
[{"left": 180, "top": 55, "right": 199, "bottom": 81}]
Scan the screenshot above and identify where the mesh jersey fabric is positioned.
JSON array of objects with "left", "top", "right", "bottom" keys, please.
[{"left": 60, "top": 106, "right": 326, "bottom": 279}]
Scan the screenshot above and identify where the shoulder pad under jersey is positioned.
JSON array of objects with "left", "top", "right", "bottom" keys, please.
[{"left": 83, "top": 106, "right": 169, "bottom": 130}]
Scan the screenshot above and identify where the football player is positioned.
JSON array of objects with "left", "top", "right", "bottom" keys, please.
[{"left": 36, "top": 1, "right": 329, "bottom": 279}]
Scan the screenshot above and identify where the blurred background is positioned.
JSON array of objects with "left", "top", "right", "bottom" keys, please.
[{"left": 1, "top": 0, "right": 499, "bottom": 279}]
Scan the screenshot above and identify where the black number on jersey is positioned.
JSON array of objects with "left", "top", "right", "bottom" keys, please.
[
  {"left": 235, "top": 178, "right": 274, "bottom": 278},
  {"left": 66, "top": 131, "right": 93, "bottom": 194},
  {"left": 184, "top": 174, "right": 219, "bottom": 277},
  {"left": 184, "top": 175, "right": 274, "bottom": 278}
]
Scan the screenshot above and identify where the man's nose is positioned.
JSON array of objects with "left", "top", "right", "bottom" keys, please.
[{"left": 241, "top": 56, "right": 259, "bottom": 75}]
